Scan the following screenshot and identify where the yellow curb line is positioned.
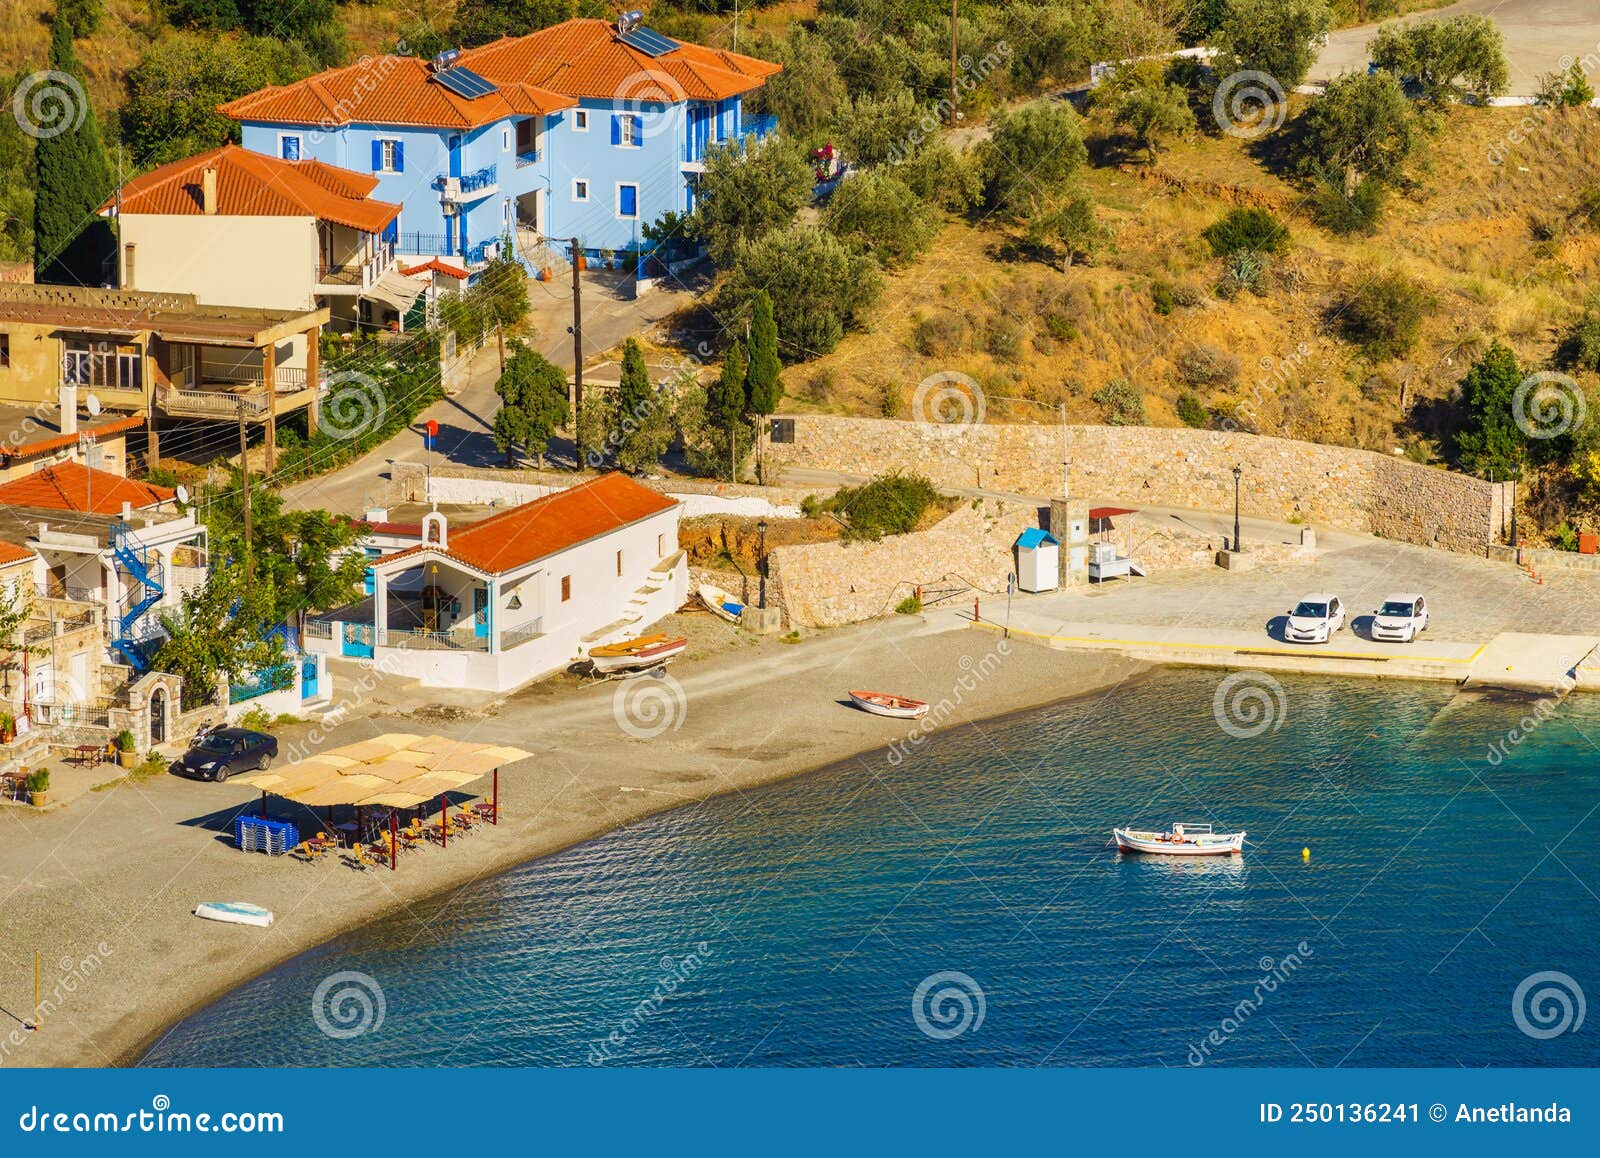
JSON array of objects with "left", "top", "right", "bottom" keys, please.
[{"left": 969, "top": 620, "right": 1487, "bottom": 665}]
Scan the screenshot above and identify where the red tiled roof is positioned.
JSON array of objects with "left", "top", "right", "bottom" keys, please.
[
  {"left": 462, "top": 18, "right": 781, "bottom": 102},
  {"left": 0, "top": 414, "right": 143, "bottom": 464},
  {"left": 105, "top": 145, "right": 400, "bottom": 235},
  {"left": 358, "top": 520, "right": 424, "bottom": 537},
  {"left": 0, "top": 462, "right": 176, "bottom": 516},
  {"left": 376, "top": 473, "right": 677, "bottom": 575},
  {"left": 0, "top": 540, "right": 33, "bottom": 567},
  {"left": 219, "top": 55, "right": 575, "bottom": 131},
  {"left": 399, "top": 259, "right": 469, "bottom": 281}
]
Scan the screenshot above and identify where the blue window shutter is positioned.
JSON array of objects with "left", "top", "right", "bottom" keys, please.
[
  {"left": 611, "top": 115, "right": 621, "bottom": 146},
  {"left": 620, "top": 185, "right": 637, "bottom": 217},
  {"left": 632, "top": 115, "right": 643, "bottom": 143},
  {"left": 393, "top": 141, "right": 403, "bottom": 172},
  {"left": 371, "top": 139, "right": 382, "bottom": 171}
]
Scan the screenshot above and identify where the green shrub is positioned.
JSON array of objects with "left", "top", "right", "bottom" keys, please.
[
  {"left": 25, "top": 769, "right": 49, "bottom": 794},
  {"left": 1151, "top": 280, "right": 1176, "bottom": 315},
  {"left": 910, "top": 312, "right": 971, "bottom": 357},
  {"left": 1202, "top": 207, "right": 1289, "bottom": 258},
  {"left": 1177, "top": 392, "right": 1210, "bottom": 428},
  {"left": 1043, "top": 313, "right": 1079, "bottom": 342},
  {"left": 716, "top": 225, "right": 882, "bottom": 361},
  {"left": 808, "top": 474, "right": 944, "bottom": 541},
  {"left": 1091, "top": 379, "right": 1147, "bottom": 426},
  {"left": 1338, "top": 271, "right": 1434, "bottom": 360},
  {"left": 985, "top": 317, "right": 1025, "bottom": 362},
  {"left": 1537, "top": 62, "right": 1595, "bottom": 107},
  {"left": 1310, "top": 171, "right": 1387, "bottom": 235},
  {"left": 115, "top": 729, "right": 136, "bottom": 752},
  {"left": 822, "top": 169, "right": 939, "bottom": 268},
  {"left": 1176, "top": 342, "right": 1240, "bottom": 388},
  {"left": 1216, "top": 250, "right": 1267, "bottom": 298},
  {"left": 895, "top": 594, "right": 924, "bottom": 615}
]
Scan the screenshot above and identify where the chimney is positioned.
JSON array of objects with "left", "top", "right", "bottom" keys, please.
[
  {"left": 121, "top": 501, "right": 132, "bottom": 520},
  {"left": 59, "top": 382, "right": 77, "bottom": 436},
  {"left": 201, "top": 167, "right": 218, "bottom": 215}
]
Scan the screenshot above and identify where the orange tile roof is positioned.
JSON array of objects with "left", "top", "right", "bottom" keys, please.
[
  {"left": 462, "top": 18, "right": 781, "bottom": 102},
  {"left": 106, "top": 145, "right": 400, "bottom": 235},
  {"left": 0, "top": 540, "right": 33, "bottom": 567},
  {"left": 219, "top": 55, "right": 575, "bottom": 131},
  {"left": 0, "top": 412, "right": 143, "bottom": 464},
  {"left": 0, "top": 462, "right": 176, "bottom": 516},
  {"left": 376, "top": 472, "right": 677, "bottom": 576},
  {"left": 399, "top": 258, "right": 469, "bottom": 281}
]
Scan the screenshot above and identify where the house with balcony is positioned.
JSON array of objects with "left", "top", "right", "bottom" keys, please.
[
  {"left": 222, "top": 16, "right": 780, "bottom": 270},
  {"left": 303, "top": 472, "right": 687, "bottom": 692},
  {"left": 102, "top": 144, "right": 416, "bottom": 333},
  {"left": 0, "top": 283, "right": 328, "bottom": 474}
]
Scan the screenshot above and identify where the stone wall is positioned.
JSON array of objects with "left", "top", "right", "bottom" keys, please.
[
  {"left": 768, "top": 500, "right": 1038, "bottom": 628},
  {"left": 767, "top": 417, "right": 1513, "bottom": 557}
]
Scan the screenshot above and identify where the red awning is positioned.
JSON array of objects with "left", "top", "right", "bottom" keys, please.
[{"left": 1088, "top": 507, "right": 1137, "bottom": 519}]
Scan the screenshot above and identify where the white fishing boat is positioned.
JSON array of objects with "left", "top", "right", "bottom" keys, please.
[
  {"left": 588, "top": 633, "right": 688, "bottom": 674},
  {"left": 698, "top": 583, "right": 744, "bottom": 624},
  {"left": 194, "top": 901, "right": 275, "bottom": 927},
  {"left": 849, "top": 689, "right": 930, "bottom": 719},
  {"left": 1113, "top": 822, "right": 1245, "bottom": 856}
]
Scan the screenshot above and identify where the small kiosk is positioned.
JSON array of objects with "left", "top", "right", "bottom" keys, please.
[{"left": 1015, "top": 528, "right": 1062, "bottom": 593}]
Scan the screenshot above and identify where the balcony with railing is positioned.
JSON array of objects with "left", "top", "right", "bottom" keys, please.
[
  {"left": 516, "top": 148, "right": 540, "bottom": 168},
  {"left": 501, "top": 619, "right": 545, "bottom": 650},
  {"left": 157, "top": 365, "right": 319, "bottom": 420},
  {"left": 379, "top": 627, "right": 489, "bottom": 652},
  {"left": 316, "top": 239, "right": 395, "bottom": 292},
  {"left": 434, "top": 164, "right": 499, "bottom": 204},
  {"left": 743, "top": 112, "right": 779, "bottom": 143}
]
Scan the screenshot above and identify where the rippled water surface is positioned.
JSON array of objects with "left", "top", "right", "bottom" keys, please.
[{"left": 142, "top": 671, "right": 1600, "bottom": 1067}]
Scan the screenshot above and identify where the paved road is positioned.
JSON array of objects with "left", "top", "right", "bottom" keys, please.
[
  {"left": 1312, "top": 0, "right": 1600, "bottom": 93},
  {"left": 283, "top": 269, "right": 700, "bottom": 516}
]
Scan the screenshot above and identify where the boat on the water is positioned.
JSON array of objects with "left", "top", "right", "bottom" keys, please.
[
  {"left": 698, "top": 583, "right": 744, "bottom": 624},
  {"left": 588, "top": 633, "right": 688, "bottom": 674},
  {"left": 849, "top": 689, "right": 930, "bottom": 719},
  {"left": 195, "top": 901, "right": 275, "bottom": 927},
  {"left": 1113, "top": 822, "right": 1245, "bottom": 856}
]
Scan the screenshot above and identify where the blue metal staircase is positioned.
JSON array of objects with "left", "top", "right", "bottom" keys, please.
[{"left": 110, "top": 520, "right": 164, "bottom": 672}]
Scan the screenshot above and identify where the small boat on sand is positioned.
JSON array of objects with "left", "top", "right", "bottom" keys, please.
[
  {"left": 1113, "top": 822, "right": 1245, "bottom": 856},
  {"left": 195, "top": 901, "right": 275, "bottom": 927},
  {"left": 589, "top": 633, "right": 688, "bottom": 674},
  {"left": 698, "top": 583, "right": 744, "bottom": 624},
  {"left": 849, "top": 689, "right": 930, "bottom": 719}
]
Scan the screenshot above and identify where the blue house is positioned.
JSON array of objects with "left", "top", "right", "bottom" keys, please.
[{"left": 222, "top": 16, "right": 781, "bottom": 270}]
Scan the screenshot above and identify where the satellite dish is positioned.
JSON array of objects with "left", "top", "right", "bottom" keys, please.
[
  {"left": 85, "top": 393, "right": 103, "bottom": 416},
  {"left": 175, "top": 485, "right": 191, "bottom": 505}
]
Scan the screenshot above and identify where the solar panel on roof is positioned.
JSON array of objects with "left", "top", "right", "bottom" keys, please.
[
  {"left": 433, "top": 66, "right": 498, "bottom": 100},
  {"left": 619, "top": 27, "right": 679, "bottom": 57}
]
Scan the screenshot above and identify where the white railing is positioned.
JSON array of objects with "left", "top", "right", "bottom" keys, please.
[
  {"left": 380, "top": 628, "right": 489, "bottom": 652},
  {"left": 303, "top": 620, "right": 334, "bottom": 639},
  {"left": 501, "top": 620, "right": 545, "bottom": 649}
]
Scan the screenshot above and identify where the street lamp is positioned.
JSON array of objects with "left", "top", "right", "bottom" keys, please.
[
  {"left": 757, "top": 518, "right": 768, "bottom": 609},
  {"left": 1231, "top": 465, "right": 1243, "bottom": 553}
]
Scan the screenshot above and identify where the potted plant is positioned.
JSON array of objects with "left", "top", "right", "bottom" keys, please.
[
  {"left": 116, "top": 730, "right": 137, "bottom": 768},
  {"left": 0, "top": 712, "right": 14, "bottom": 744},
  {"left": 26, "top": 769, "right": 48, "bottom": 808},
  {"left": 599, "top": 247, "right": 614, "bottom": 270}
]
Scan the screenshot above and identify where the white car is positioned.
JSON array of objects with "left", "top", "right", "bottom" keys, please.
[
  {"left": 1285, "top": 593, "right": 1345, "bottom": 643},
  {"left": 1371, "top": 593, "right": 1429, "bottom": 642}
]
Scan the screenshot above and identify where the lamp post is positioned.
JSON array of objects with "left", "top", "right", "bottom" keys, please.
[
  {"left": 1231, "top": 465, "right": 1243, "bottom": 553},
  {"left": 757, "top": 518, "right": 768, "bottom": 609}
]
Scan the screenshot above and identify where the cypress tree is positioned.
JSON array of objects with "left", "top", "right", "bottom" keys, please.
[
  {"left": 33, "top": 14, "right": 113, "bottom": 283},
  {"left": 745, "top": 290, "right": 783, "bottom": 415},
  {"left": 714, "top": 341, "right": 747, "bottom": 429},
  {"left": 617, "top": 337, "right": 651, "bottom": 423}
]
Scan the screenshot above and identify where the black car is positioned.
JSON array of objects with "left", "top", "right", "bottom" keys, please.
[{"left": 174, "top": 728, "right": 278, "bottom": 782}]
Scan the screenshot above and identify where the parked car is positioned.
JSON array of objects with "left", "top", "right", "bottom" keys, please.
[
  {"left": 173, "top": 728, "right": 277, "bottom": 782},
  {"left": 1285, "top": 593, "right": 1346, "bottom": 644},
  {"left": 1371, "top": 593, "right": 1429, "bottom": 642}
]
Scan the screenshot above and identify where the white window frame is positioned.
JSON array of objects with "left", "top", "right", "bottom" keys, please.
[
  {"left": 573, "top": 109, "right": 590, "bottom": 132},
  {"left": 502, "top": 127, "right": 511, "bottom": 151},
  {"left": 616, "top": 115, "right": 641, "bottom": 148},
  {"left": 572, "top": 178, "right": 589, "bottom": 202},
  {"left": 278, "top": 132, "right": 302, "bottom": 161},
  {"left": 615, "top": 182, "right": 639, "bottom": 220},
  {"left": 377, "top": 138, "right": 401, "bottom": 174}
]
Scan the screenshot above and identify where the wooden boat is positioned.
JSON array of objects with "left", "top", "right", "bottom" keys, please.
[
  {"left": 1113, "top": 822, "right": 1245, "bottom": 856},
  {"left": 589, "top": 633, "right": 688, "bottom": 673},
  {"left": 698, "top": 583, "right": 744, "bottom": 624},
  {"left": 194, "top": 901, "right": 275, "bottom": 927},
  {"left": 849, "top": 689, "right": 930, "bottom": 719}
]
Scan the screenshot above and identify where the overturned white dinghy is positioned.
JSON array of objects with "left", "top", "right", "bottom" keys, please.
[{"left": 195, "top": 901, "right": 275, "bottom": 928}]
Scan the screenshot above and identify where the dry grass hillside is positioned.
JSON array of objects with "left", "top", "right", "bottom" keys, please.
[{"left": 787, "top": 103, "right": 1600, "bottom": 466}]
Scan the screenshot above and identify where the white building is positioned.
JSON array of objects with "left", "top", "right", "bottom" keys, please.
[{"left": 304, "top": 472, "right": 688, "bottom": 691}]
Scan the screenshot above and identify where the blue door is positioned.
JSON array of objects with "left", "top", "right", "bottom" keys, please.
[
  {"left": 301, "top": 656, "right": 320, "bottom": 700},
  {"left": 473, "top": 588, "right": 489, "bottom": 639},
  {"left": 448, "top": 135, "right": 463, "bottom": 178},
  {"left": 342, "top": 623, "right": 374, "bottom": 658}
]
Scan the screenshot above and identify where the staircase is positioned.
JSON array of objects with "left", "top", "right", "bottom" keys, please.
[
  {"left": 514, "top": 228, "right": 570, "bottom": 280},
  {"left": 110, "top": 520, "right": 165, "bottom": 672}
]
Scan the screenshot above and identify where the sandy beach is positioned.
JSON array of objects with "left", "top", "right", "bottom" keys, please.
[{"left": 0, "top": 612, "right": 1144, "bottom": 1068}]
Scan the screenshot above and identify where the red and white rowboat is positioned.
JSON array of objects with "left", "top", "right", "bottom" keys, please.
[
  {"left": 1113, "top": 822, "right": 1245, "bottom": 856},
  {"left": 849, "top": 690, "right": 930, "bottom": 719}
]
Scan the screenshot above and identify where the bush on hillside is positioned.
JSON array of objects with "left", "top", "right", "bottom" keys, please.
[
  {"left": 822, "top": 170, "right": 939, "bottom": 268},
  {"left": 894, "top": 140, "right": 983, "bottom": 212},
  {"left": 1177, "top": 392, "right": 1210, "bottom": 428},
  {"left": 1091, "top": 379, "right": 1147, "bottom": 426},
  {"left": 716, "top": 225, "right": 882, "bottom": 361},
  {"left": 692, "top": 138, "right": 813, "bottom": 266},
  {"left": 1202, "top": 207, "right": 1289, "bottom": 258},
  {"left": 1370, "top": 13, "right": 1509, "bottom": 103},
  {"left": 1537, "top": 62, "right": 1595, "bottom": 108},
  {"left": 804, "top": 473, "right": 944, "bottom": 541},
  {"left": 1337, "top": 271, "right": 1434, "bottom": 361},
  {"left": 835, "top": 90, "right": 927, "bottom": 166},
  {"left": 981, "top": 100, "right": 1087, "bottom": 217},
  {"left": 1309, "top": 169, "right": 1387, "bottom": 235},
  {"left": 1295, "top": 70, "right": 1415, "bottom": 185},
  {"left": 1176, "top": 343, "right": 1240, "bottom": 388}
]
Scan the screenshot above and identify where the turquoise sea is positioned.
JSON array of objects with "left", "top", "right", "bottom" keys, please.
[{"left": 141, "top": 670, "right": 1599, "bottom": 1067}]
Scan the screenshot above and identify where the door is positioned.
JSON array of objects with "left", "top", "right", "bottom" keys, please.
[
  {"left": 341, "top": 623, "right": 375, "bottom": 658},
  {"left": 448, "top": 135, "right": 463, "bottom": 178},
  {"left": 473, "top": 587, "right": 489, "bottom": 639},
  {"left": 149, "top": 688, "right": 166, "bottom": 744},
  {"left": 301, "top": 657, "right": 320, "bottom": 700}
]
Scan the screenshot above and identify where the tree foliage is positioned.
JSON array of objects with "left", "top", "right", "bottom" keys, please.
[
  {"left": 716, "top": 224, "right": 882, "bottom": 361},
  {"left": 1337, "top": 270, "right": 1433, "bottom": 362},
  {"left": 152, "top": 563, "right": 285, "bottom": 711},
  {"left": 822, "top": 169, "right": 939, "bottom": 267},
  {"left": 1453, "top": 341, "right": 1531, "bottom": 480},
  {"left": 450, "top": 0, "right": 582, "bottom": 47},
  {"left": 34, "top": 15, "right": 113, "bottom": 283},
  {"left": 981, "top": 100, "right": 1088, "bottom": 217},
  {"left": 1213, "top": 0, "right": 1332, "bottom": 89},
  {"left": 492, "top": 341, "right": 569, "bottom": 468},
  {"left": 752, "top": 28, "right": 848, "bottom": 142},
  {"left": 1112, "top": 77, "right": 1196, "bottom": 160},
  {"left": 1296, "top": 69, "right": 1415, "bottom": 185},
  {"left": 1025, "top": 189, "right": 1111, "bottom": 269},
  {"left": 1370, "top": 13, "right": 1509, "bottom": 102},
  {"left": 691, "top": 137, "right": 813, "bottom": 266},
  {"left": 835, "top": 90, "right": 927, "bottom": 166},
  {"left": 745, "top": 291, "right": 783, "bottom": 416}
]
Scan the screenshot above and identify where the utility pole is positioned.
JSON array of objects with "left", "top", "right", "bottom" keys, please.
[
  {"left": 238, "top": 397, "right": 252, "bottom": 578},
  {"left": 949, "top": 0, "right": 959, "bottom": 122},
  {"left": 570, "top": 236, "right": 584, "bottom": 469}
]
